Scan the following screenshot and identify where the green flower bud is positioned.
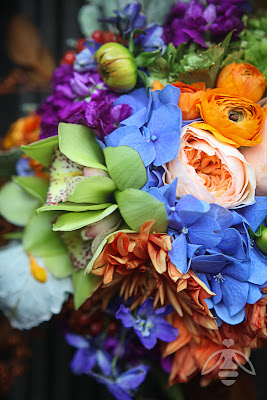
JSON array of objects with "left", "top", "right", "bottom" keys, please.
[
  {"left": 255, "top": 226, "right": 267, "bottom": 255},
  {"left": 95, "top": 42, "right": 137, "bottom": 93}
]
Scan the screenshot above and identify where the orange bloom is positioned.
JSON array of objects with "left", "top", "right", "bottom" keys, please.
[
  {"left": 3, "top": 114, "right": 41, "bottom": 150},
  {"left": 90, "top": 221, "right": 216, "bottom": 329},
  {"left": 199, "top": 89, "right": 265, "bottom": 147},
  {"left": 217, "top": 62, "right": 267, "bottom": 103},
  {"left": 153, "top": 80, "right": 206, "bottom": 120}
]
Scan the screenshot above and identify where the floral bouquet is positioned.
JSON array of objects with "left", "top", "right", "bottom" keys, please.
[{"left": 1, "top": 1, "right": 267, "bottom": 398}]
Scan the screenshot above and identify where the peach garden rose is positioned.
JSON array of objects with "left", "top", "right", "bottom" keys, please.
[{"left": 164, "top": 123, "right": 256, "bottom": 208}]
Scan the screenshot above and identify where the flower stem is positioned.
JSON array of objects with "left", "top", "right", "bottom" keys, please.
[{"left": 111, "top": 327, "right": 126, "bottom": 374}]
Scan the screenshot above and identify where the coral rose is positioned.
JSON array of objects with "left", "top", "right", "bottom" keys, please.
[
  {"left": 153, "top": 80, "right": 206, "bottom": 120},
  {"left": 241, "top": 112, "right": 267, "bottom": 195},
  {"left": 164, "top": 123, "right": 256, "bottom": 208},
  {"left": 199, "top": 89, "right": 265, "bottom": 147},
  {"left": 217, "top": 62, "right": 267, "bottom": 103}
]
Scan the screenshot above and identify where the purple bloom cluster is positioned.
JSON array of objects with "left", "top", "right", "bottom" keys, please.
[
  {"left": 38, "top": 64, "right": 132, "bottom": 140},
  {"left": 163, "top": 0, "right": 247, "bottom": 47}
]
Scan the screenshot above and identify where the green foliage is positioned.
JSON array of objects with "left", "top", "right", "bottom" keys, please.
[
  {"left": 0, "top": 148, "right": 23, "bottom": 177},
  {"left": 103, "top": 146, "right": 147, "bottom": 191},
  {"left": 12, "top": 176, "right": 49, "bottom": 203},
  {"left": 115, "top": 188, "right": 168, "bottom": 232},
  {"left": 68, "top": 176, "right": 116, "bottom": 204},
  {"left": 72, "top": 269, "right": 101, "bottom": 309},
  {"left": 58, "top": 122, "right": 107, "bottom": 170},
  {"left": 21, "top": 135, "right": 58, "bottom": 167}
]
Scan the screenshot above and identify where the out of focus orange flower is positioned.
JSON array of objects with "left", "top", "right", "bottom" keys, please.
[
  {"left": 3, "top": 114, "right": 40, "bottom": 149},
  {"left": 199, "top": 89, "right": 265, "bottom": 147},
  {"left": 153, "top": 80, "right": 206, "bottom": 120},
  {"left": 217, "top": 62, "right": 267, "bottom": 103}
]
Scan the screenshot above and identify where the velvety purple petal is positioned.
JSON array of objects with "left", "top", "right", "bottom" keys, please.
[
  {"left": 96, "top": 350, "right": 112, "bottom": 376},
  {"left": 116, "top": 364, "right": 149, "bottom": 390},
  {"left": 65, "top": 333, "right": 89, "bottom": 349},
  {"left": 116, "top": 304, "right": 135, "bottom": 328},
  {"left": 70, "top": 348, "right": 96, "bottom": 374}
]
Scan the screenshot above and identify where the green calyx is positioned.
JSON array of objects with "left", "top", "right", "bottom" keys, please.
[
  {"left": 254, "top": 225, "right": 267, "bottom": 255},
  {"left": 95, "top": 42, "right": 137, "bottom": 93}
]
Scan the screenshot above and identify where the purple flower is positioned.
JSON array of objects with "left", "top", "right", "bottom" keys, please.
[
  {"left": 65, "top": 333, "right": 112, "bottom": 376},
  {"left": 89, "top": 364, "right": 149, "bottom": 400},
  {"left": 102, "top": 2, "right": 146, "bottom": 36},
  {"left": 116, "top": 298, "right": 178, "bottom": 350}
]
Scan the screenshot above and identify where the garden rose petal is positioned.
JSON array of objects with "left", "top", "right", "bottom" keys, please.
[{"left": 164, "top": 124, "right": 256, "bottom": 208}]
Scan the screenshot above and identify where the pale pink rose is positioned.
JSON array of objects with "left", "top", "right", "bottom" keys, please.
[
  {"left": 164, "top": 124, "right": 256, "bottom": 208},
  {"left": 241, "top": 115, "right": 267, "bottom": 195}
]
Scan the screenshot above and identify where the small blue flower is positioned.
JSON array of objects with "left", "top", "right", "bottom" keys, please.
[
  {"left": 116, "top": 298, "right": 178, "bottom": 350},
  {"left": 73, "top": 42, "right": 100, "bottom": 73},
  {"left": 15, "top": 158, "right": 35, "bottom": 176},
  {"left": 135, "top": 24, "right": 166, "bottom": 54}
]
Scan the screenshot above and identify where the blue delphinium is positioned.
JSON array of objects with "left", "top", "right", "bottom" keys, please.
[
  {"left": 116, "top": 298, "right": 178, "bottom": 350},
  {"left": 101, "top": 2, "right": 146, "bottom": 37},
  {"left": 73, "top": 41, "right": 100, "bottom": 73}
]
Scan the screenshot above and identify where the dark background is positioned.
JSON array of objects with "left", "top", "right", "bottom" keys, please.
[{"left": 1, "top": 1, "right": 267, "bottom": 399}]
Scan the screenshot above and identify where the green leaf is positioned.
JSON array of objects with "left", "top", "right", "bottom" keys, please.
[
  {"left": 137, "top": 70, "right": 149, "bottom": 93},
  {"left": 23, "top": 212, "right": 73, "bottom": 278},
  {"left": 58, "top": 122, "right": 107, "bottom": 170},
  {"left": 115, "top": 189, "right": 168, "bottom": 232},
  {"left": 0, "top": 181, "right": 40, "bottom": 226},
  {"left": 12, "top": 176, "right": 49, "bottom": 203},
  {"left": 37, "top": 202, "right": 112, "bottom": 213},
  {"left": 103, "top": 146, "right": 147, "bottom": 191},
  {"left": 53, "top": 204, "right": 118, "bottom": 231},
  {"left": 128, "top": 28, "right": 146, "bottom": 54},
  {"left": 135, "top": 48, "right": 162, "bottom": 68},
  {"left": 68, "top": 176, "right": 116, "bottom": 203},
  {"left": 0, "top": 148, "right": 23, "bottom": 177},
  {"left": 72, "top": 269, "right": 101, "bottom": 309},
  {"left": 21, "top": 135, "right": 59, "bottom": 167}
]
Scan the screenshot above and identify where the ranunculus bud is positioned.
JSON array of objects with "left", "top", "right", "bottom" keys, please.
[
  {"left": 255, "top": 226, "right": 267, "bottom": 255},
  {"left": 216, "top": 62, "right": 267, "bottom": 103},
  {"left": 95, "top": 42, "right": 137, "bottom": 93}
]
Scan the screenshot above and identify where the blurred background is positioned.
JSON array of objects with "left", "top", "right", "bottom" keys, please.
[{"left": 0, "top": 1, "right": 267, "bottom": 399}]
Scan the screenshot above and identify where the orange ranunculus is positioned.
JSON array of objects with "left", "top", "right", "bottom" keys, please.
[
  {"left": 3, "top": 113, "right": 41, "bottom": 149},
  {"left": 199, "top": 89, "right": 265, "bottom": 147},
  {"left": 216, "top": 62, "right": 267, "bottom": 103},
  {"left": 153, "top": 80, "right": 206, "bottom": 120}
]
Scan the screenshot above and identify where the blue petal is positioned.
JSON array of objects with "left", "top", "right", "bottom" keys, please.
[
  {"left": 222, "top": 276, "right": 249, "bottom": 316},
  {"left": 214, "top": 303, "right": 245, "bottom": 325},
  {"left": 88, "top": 372, "right": 132, "bottom": 400},
  {"left": 191, "top": 254, "right": 227, "bottom": 274},
  {"left": 238, "top": 196, "right": 267, "bottom": 231},
  {"left": 147, "top": 104, "right": 182, "bottom": 140},
  {"left": 158, "top": 84, "right": 181, "bottom": 105},
  {"left": 249, "top": 247, "right": 267, "bottom": 285},
  {"left": 120, "top": 107, "right": 148, "bottom": 128},
  {"left": 116, "top": 364, "right": 149, "bottom": 390},
  {"left": 120, "top": 133, "right": 156, "bottom": 167},
  {"left": 65, "top": 333, "right": 89, "bottom": 349},
  {"left": 96, "top": 350, "right": 112, "bottom": 376},
  {"left": 70, "top": 348, "right": 96, "bottom": 375},
  {"left": 153, "top": 130, "right": 181, "bottom": 166},
  {"left": 188, "top": 216, "right": 222, "bottom": 248},
  {"left": 222, "top": 259, "right": 250, "bottom": 282},
  {"left": 135, "top": 329, "right": 157, "bottom": 350},
  {"left": 207, "top": 204, "right": 234, "bottom": 230},
  {"left": 216, "top": 228, "right": 247, "bottom": 259},
  {"left": 116, "top": 304, "right": 135, "bottom": 328},
  {"left": 136, "top": 298, "right": 155, "bottom": 317},
  {"left": 176, "top": 195, "right": 210, "bottom": 227},
  {"left": 151, "top": 317, "right": 178, "bottom": 343},
  {"left": 169, "top": 233, "right": 188, "bottom": 274},
  {"left": 211, "top": 278, "right": 222, "bottom": 304},
  {"left": 105, "top": 125, "right": 141, "bottom": 147},
  {"left": 114, "top": 88, "right": 150, "bottom": 113},
  {"left": 247, "top": 284, "right": 262, "bottom": 304}
]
